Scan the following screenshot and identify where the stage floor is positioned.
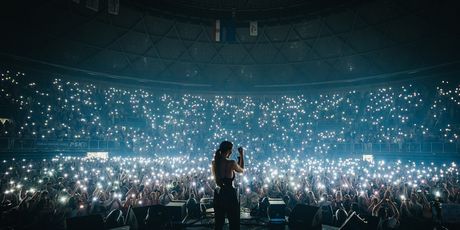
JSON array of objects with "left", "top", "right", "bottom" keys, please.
[
  {"left": 185, "top": 226, "right": 339, "bottom": 230},
  {"left": 178, "top": 212, "right": 339, "bottom": 230}
]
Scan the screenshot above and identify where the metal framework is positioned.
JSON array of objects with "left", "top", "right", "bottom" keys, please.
[
  {"left": 1, "top": 138, "right": 458, "bottom": 156},
  {"left": 1, "top": 0, "right": 459, "bottom": 90}
]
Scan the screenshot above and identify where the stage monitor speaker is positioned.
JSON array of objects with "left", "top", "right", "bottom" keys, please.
[
  {"left": 268, "top": 198, "right": 286, "bottom": 222},
  {"left": 166, "top": 200, "right": 186, "bottom": 222},
  {"left": 66, "top": 214, "right": 105, "bottom": 230},
  {"left": 145, "top": 205, "right": 171, "bottom": 230},
  {"left": 288, "top": 204, "right": 321, "bottom": 230}
]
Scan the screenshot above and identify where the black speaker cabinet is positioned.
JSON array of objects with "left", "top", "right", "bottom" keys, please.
[
  {"left": 165, "top": 201, "right": 186, "bottom": 222},
  {"left": 268, "top": 198, "right": 286, "bottom": 222},
  {"left": 288, "top": 204, "right": 321, "bottom": 230},
  {"left": 66, "top": 214, "right": 105, "bottom": 230}
]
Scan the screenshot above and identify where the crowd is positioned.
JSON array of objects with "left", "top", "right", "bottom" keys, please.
[
  {"left": 0, "top": 155, "right": 459, "bottom": 229},
  {"left": 1, "top": 70, "right": 460, "bottom": 229},
  {"left": 0, "top": 70, "right": 459, "bottom": 157}
]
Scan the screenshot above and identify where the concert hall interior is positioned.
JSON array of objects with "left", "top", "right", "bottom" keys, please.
[{"left": 1, "top": 0, "right": 460, "bottom": 229}]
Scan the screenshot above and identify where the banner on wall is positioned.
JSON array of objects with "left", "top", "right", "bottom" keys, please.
[
  {"left": 108, "top": 0, "right": 120, "bottom": 15},
  {"left": 213, "top": 20, "right": 221, "bottom": 42},
  {"left": 250, "top": 21, "right": 258, "bottom": 36}
]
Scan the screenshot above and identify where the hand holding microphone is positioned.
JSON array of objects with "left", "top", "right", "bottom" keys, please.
[
  {"left": 237, "top": 147, "right": 244, "bottom": 169},
  {"left": 237, "top": 147, "right": 244, "bottom": 156}
]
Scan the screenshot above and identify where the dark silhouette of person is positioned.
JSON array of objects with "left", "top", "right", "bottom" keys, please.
[{"left": 212, "top": 141, "right": 244, "bottom": 230}]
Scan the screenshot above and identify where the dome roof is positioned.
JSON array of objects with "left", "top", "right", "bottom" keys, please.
[{"left": 1, "top": 0, "right": 459, "bottom": 91}]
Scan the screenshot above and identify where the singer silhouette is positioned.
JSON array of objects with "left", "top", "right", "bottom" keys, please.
[{"left": 211, "top": 141, "right": 244, "bottom": 230}]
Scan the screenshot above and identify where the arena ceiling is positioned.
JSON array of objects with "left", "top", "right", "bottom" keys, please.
[{"left": 1, "top": 0, "right": 460, "bottom": 91}]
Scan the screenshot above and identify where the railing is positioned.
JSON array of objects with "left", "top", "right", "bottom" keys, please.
[
  {"left": 0, "top": 137, "right": 458, "bottom": 154},
  {"left": 0, "top": 138, "right": 122, "bottom": 152},
  {"left": 331, "top": 142, "right": 460, "bottom": 154}
]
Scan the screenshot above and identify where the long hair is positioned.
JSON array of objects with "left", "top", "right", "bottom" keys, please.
[{"left": 214, "top": 141, "right": 233, "bottom": 186}]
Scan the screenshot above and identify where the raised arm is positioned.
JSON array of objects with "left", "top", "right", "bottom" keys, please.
[
  {"left": 233, "top": 147, "right": 244, "bottom": 173},
  {"left": 233, "top": 161, "right": 244, "bottom": 173},
  {"left": 389, "top": 200, "right": 400, "bottom": 220},
  {"left": 372, "top": 199, "right": 384, "bottom": 216}
]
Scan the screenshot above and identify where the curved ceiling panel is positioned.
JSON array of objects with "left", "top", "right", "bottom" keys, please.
[{"left": 1, "top": 0, "right": 459, "bottom": 91}]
